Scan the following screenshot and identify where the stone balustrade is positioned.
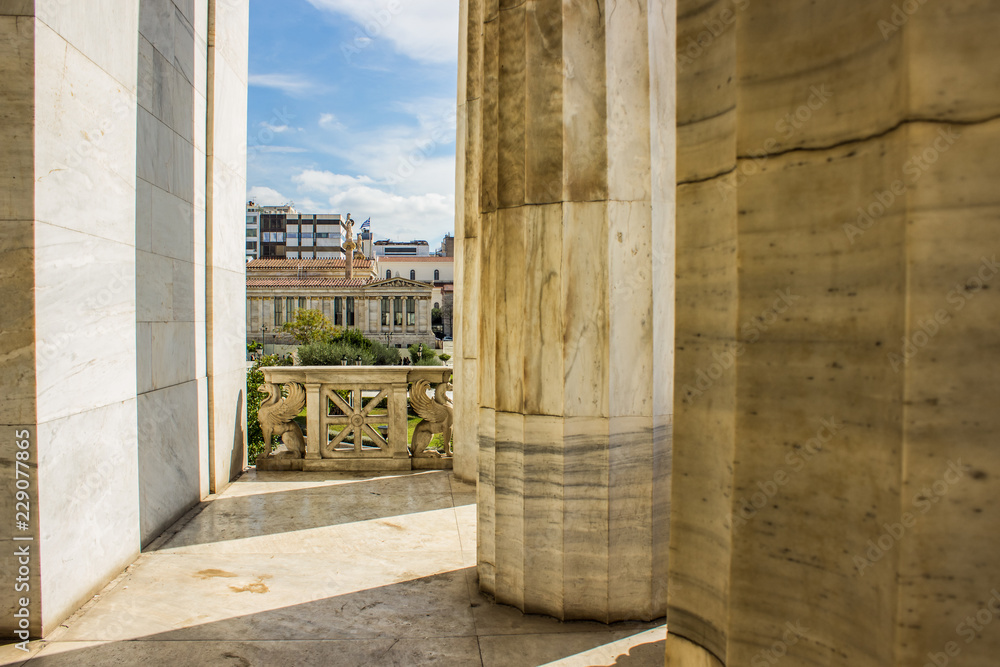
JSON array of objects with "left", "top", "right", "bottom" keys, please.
[{"left": 255, "top": 366, "right": 454, "bottom": 472}]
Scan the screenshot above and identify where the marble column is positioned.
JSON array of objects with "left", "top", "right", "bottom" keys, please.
[
  {"left": 456, "top": 0, "right": 675, "bottom": 622},
  {"left": 668, "top": 0, "right": 1000, "bottom": 665}
]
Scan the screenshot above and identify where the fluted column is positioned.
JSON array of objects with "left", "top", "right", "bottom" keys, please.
[{"left": 456, "top": 0, "right": 675, "bottom": 622}]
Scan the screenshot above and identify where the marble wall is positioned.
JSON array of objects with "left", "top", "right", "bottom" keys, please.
[
  {"left": 136, "top": 0, "right": 210, "bottom": 545},
  {"left": 455, "top": 0, "right": 675, "bottom": 621},
  {"left": 669, "top": 0, "right": 1000, "bottom": 664},
  {"left": 0, "top": 0, "right": 248, "bottom": 637}
]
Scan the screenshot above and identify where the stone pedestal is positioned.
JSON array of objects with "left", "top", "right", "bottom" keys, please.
[{"left": 455, "top": 0, "right": 675, "bottom": 622}]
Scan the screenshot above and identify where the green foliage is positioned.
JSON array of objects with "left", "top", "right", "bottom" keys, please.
[
  {"left": 281, "top": 308, "right": 336, "bottom": 344},
  {"left": 246, "top": 341, "right": 262, "bottom": 355},
  {"left": 297, "top": 330, "right": 401, "bottom": 366},
  {"left": 298, "top": 340, "right": 376, "bottom": 366},
  {"left": 438, "top": 353, "right": 451, "bottom": 362},
  {"left": 409, "top": 344, "right": 442, "bottom": 365},
  {"left": 431, "top": 307, "right": 442, "bottom": 325},
  {"left": 246, "top": 353, "right": 293, "bottom": 465}
]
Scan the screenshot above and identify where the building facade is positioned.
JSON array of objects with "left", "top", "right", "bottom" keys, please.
[
  {"left": 245, "top": 203, "right": 345, "bottom": 260},
  {"left": 373, "top": 239, "right": 430, "bottom": 257},
  {"left": 247, "top": 259, "right": 436, "bottom": 348}
]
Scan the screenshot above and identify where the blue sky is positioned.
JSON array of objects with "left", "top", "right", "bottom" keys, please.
[{"left": 246, "top": 0, "right": 459, "bottom": 249}]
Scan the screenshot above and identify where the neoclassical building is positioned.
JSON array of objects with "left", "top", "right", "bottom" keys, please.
[{"left": 246, "top": 258, "right": 436, "bottom": 347}]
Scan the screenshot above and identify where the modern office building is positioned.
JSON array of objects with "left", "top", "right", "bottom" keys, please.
[
  {"left": 246, "top": 202, "right": 344, "bottom": 260},
  {"left": 372, "top": 239, "right": 430, "bottom": 257}
]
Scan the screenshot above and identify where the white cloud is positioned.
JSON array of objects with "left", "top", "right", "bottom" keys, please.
[
  {"left": 247, "top": 186, "right": 288, "bottom": 206},
  {"left": 305, "top": 0, "right": 458, "bottom": 64},
  {"left": 293, "top": 170, "right": 374, "bottom": 191},
  {"left": 248, "top": 73, "right": 316, "bottom": 95},
  {"left": 251, "top": 146, "right": 308, "bottom": 154},
  {"left": 327, "top": 185, "right": 454, "bottom": 242},
  {"left": 319, "top": 113, "right": 346, "bottom": 131},
  {"left": 259, "top": 121, "right": 290, "bottom": 133}
]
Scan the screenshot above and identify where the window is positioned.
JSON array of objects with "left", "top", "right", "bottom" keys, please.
[
  {"left": 409, "top": 270, "right": 416, "bottom": 280},
  {"left": 286, "top": 297, "right": 294, "bottom": 320},
  {"left": 298, "top": 297, "right": 306, "bottom": 311},
  {"left": 394, "top": 297, "right": 403, "bottom": 326},
  {"left": 434, "top": 269, "right": 440, "bottom": 280},
  {"left": 434, "top": 302, "right": 440, "bottom": 309},
  {"left": 274, "top": 297, "right": 283, "bottom": 325},
  {"left": 386, "top": 269, "right": 392, "bottom": 279},
  {"left": 381, "top": 297, "right": 390, "bottom": 326},
  {"left": 347, "top": 297, "right": 355, "bottom": 327},
  {"left": 406, "top": 297, "right": 416, "bottom": 326},
  {"left": 316, "top": 233, "right": 329, "bottom": 239},
  {"left": 334, "top": 297, "right": 343, "bottom": 326},
  {"left": 246, "top": 228, "right": 256, "bottom": 238},
  {"left": 246, "top": 242, "right": 256, "bottom": 250}
]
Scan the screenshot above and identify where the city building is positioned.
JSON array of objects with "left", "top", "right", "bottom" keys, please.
[
  {"left": 376, "top": 256, "right": 454, "bottom": 336},
  {"left": 373, "top": 239, "right": 430, "bottom": 257},
  {"left": 245, "top": 203, "right": 345, "bottom": 260},
  {"left": 246, "top": 259, "right": 437, "bottom": 348}
]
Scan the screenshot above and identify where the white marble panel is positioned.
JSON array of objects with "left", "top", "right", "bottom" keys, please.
[
  {"left": 36, "top": 399, "right": 140, "bottom": 634},
  {"left": 0, "top": 219, "right": 35, "bottom": 426},
  {"left": 138, "top": 0, "right": 175, "bottom": 66},
  {"left": 208, "top": 266, "right": 247, "bottom": 375},
  {"left": 150, "top": 185, "right": 194, "bottom": 262},
  {"left": 136, "top": 321, "right": 153, "bottom": 394},
  {"left": 138, "top": 34, "right": 154, "bottom": 113},
  {"left": 34, "top": 22, "right": 136, "bottom": 244},
  {"left": 196, "top": 375, "right": 210, "bottom": 497},
  {"left": 0, "top": 0, "right": 32, "bottom": 15},
  {"left": 209, "top": 161, "right": 249, "bottom": 272},
  {"left": 136, "top": 249, "right": 173, "bottom": 322},
  {"left": 36, "top": 0, "right": 138, "bottom": 91},
  {"left": 213, "top": 0, "right": 249, "bottom": 85},
  {"left": 137, "top": 108, "right": 173, "bottom": 191},
  {"left": 151, "top": 321, "right": 197, "bottom": 389},
  {"left": 173, "top": 2, "right": 195, "bottom": 86},
  {"left": 171, "top": 131, "right": 196, "bottom": 203},
  {"left": 172, "top": 258, "right": 196, "bottom": 322},
  {"left": 211, "top": 56, "right": 249, "bottom": 174},
  {"left": 138, "top": 380, "right": 202, "bottom": 544},
  {"left": 135, "top": 177, "right": 153, "bottom": 252},
  {"left": 34, "top": 223, "right": 137, "bottom": 424},
  {"left": 208, "top": 367, "right": 248, "bottom": 492}
]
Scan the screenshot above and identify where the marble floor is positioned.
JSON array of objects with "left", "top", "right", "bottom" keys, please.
[{"left": 1, "top": 470, "right": 665, "bottom": 666}]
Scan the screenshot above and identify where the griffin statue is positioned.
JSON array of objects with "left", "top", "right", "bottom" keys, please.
[
  {"left": 257, "top": 382, "right": 307, "bottom": 459},
  {"left": 409, "top": 378, "right": 454, "bottom": 457}
]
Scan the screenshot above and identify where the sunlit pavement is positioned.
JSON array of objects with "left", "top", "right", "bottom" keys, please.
[{"left": 1, "top": 470, "right": 665, "bottom": 666}]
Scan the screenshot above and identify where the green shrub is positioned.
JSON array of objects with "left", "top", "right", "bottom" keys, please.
[
  {"left": 298, "top": 340, "right": 376, "bottom": 366},
  {"left": 438, "top": 353, "right": 451, "bottom": 362},
  {"left": 408, "top": 344, "right": 441, "bottom": 365},
  {"left": 247, "top": 353, "right": 293, "bottom": 465}
]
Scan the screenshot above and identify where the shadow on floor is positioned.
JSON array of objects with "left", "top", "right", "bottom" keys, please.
[
  {"left": 17, "top": 567, "right": 664, "bottom": 666},
  {"left": 148, "top": 470, "right": 462, "bottom": 551}
]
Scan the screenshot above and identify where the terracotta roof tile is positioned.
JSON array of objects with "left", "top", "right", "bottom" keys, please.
[
  {"left": 247, "top": 258, "right": 372, "bottom": 269},
  {"left": 247, "top": 278, "right": 373, "bottom": 288}
]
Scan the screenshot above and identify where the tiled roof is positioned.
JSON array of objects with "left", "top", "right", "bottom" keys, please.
[
  {"left": 247, "top": 278, "right": 373, "bottom": 288},
  {"left": 378, "top": 256, "right": 454, "bottom": 262},
  {"left": 247, "top": 258, "right": 372, "bottom": 269}
]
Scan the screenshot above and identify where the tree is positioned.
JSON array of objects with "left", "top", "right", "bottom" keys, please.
[{"left": 281, "top": 308, "right": 336, "bottom": 344}]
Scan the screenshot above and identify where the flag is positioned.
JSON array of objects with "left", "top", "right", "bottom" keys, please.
[{"left": 360, "top": 218, "right": 371, "bottom": 231}]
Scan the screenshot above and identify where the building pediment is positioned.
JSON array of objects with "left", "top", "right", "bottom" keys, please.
[{"left": 368, "top": 278, "right": 431, "bottom": 290}]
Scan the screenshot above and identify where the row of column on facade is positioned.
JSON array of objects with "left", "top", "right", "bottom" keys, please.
[{"left": 248, "top": 296, "right": 433, "bottom": 335}]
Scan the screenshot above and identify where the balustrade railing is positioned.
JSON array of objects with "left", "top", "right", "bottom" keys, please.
[{"left": 255, "top": 366, "right": 454, "bottom": 471}]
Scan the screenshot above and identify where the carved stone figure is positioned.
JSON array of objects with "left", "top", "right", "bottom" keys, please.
[
  {"left": 409, "top": 378, "right": 454, "bottom": 457},
  {"left": 257, "top": 382, "right": 307, "bottom": 459}
]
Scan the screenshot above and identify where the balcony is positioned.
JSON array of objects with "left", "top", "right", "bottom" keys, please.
[{"left": 255, "top": 366, "right": 454, "bottom": 472}]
